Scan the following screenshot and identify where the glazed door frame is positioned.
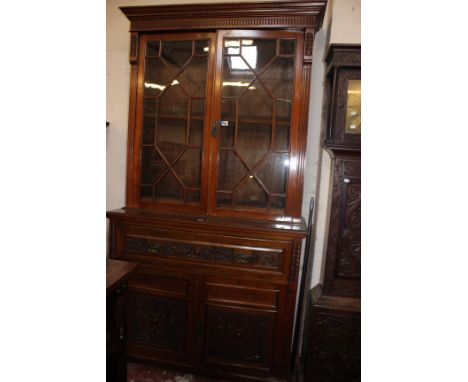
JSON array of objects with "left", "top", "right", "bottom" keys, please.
[
  {"left": 127, "top": 29, "right": 305, "bottom": 219},
  {"left": 207, "top": 29, "right": 305, "bottom": 220},
  {"left": 128, "top": 32, "right": 217, "bottom": 214}
]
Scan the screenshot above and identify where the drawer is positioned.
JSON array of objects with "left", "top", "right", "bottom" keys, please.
[{"left": 113, "top": 224, "right": 293, "bottom": 279}]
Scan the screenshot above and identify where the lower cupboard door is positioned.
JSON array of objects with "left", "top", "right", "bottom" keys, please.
[{"left": 126, "top": 272, "right": 195, "bottom": 367}]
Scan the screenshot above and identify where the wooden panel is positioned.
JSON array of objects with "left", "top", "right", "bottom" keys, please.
[
  {"left": 203, "top": 305, "right": 275, "bottom": 370},
  {"left": 128, "top": 292, "right": 188, "bottom": 355},
  {"left": 114, "top": 223, "right": 291, "bottom": 279},
  {"left": 304, "top": 304, "right": 361, "bottom": 382},
  {"left": 323, "top": 155, "right": 361, "bottom": 297},
  {"left": 206, "top": 283, "right": 279, "bottom": 309},
  {"left": 129, "top": 273, "right": 188, "bottom": 299}
]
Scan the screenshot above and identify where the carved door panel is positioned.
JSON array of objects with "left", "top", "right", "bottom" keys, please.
[
  {"left": 198, "top": 277, "right": 282, "bottom": 378},
  {"left": 126, "top": 271, "right": 197, "bottom": 367}
]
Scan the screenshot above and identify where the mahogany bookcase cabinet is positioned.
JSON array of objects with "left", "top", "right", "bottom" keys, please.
[{"left": 107, "top": 2, "right": 327, "bottom": 381}]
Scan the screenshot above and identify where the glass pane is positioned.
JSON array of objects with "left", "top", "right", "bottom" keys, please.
[
  {"left": 178, "top": 56, "right": 208, "bottom": 97},
  {"left": 146, "top": 41, "right": 160, "bottom": 57},
  {"left": 142, "top": 99, "right": 156, "bottom": 145},
  {"left": 189, "top": 119, "right": 203, "bottom": 146},
  {"left": 222, "top": 56, "right": 256, "bottom": 98},
  {"left": 140, "top": 185, "right": 153, "bottom": 199},
  {"left": 139, "top": 38, "right": 210, "bottom": 206},
  {"left": 187, "top": 190, "right": 200, "bottom": 203},
  {"left": 216, "top": 192, "right": 232, "bottom": 207},
  {"left": 217, "top": 35, "right": 296, "bottom": 212},
  {"left": 279, "top": 39, "right": 296, "bottom": 55},
  {"left": 274, "top": 101, "right": 291, "bottom": 151},
  {"left": 140, "top": 147, "right": 167, "bottom": 185},
  {"left": 242, "top": 39, "right": 276, "bottom": 72},
  {"left": 345, "top": 80, "right": 361, "bottom": 134},
  {"left": 217, "top": 151, "right": 248, "bottom": 191},
  {"left": 224, "top": 39, "right": 240, "bottom": 55},
  {"left": 173, "top": 148, "right": 201, "bottom": 188},
  {"left": 144, "top": 58, "right": 173, "bottom": 97},
  {"left": 232, "top": 177, "right": 268, "bottom": 208},
  {"left": 270, "top": 195, "right": 285, "bottom": 209},
  {"left": 161, "top": 40, "right": 192, "bottom": 70},
  {"left": 220, "top": 99, "right": 236, "bottom": 148},
  {"left": 237, "top": 81, "right": 272, "bottom": 168},
  {"left": 195, "top": 40, "right": 209, "bottom": 55},
  {"left": 189, "top": 99, "right": 204, "bottom": 146},
  {"left": 156, "top": 85, "right": 188, "bottom": 163},
  {"left": 255, "top": 153, "right": 289, "bottom": 194},
  {"left": 155, "top": 172, "right": 184, "bottom": 201},
  {"left": 260, "top": 57, "right": 295, "bottom": 100}
]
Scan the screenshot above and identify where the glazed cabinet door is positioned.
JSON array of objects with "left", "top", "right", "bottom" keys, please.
[
  {"left": 130, "top": 33, "right": 217, "bottom": 214},
  {"left": 209, "top": 30, "right": 304, "bottom": 219}
]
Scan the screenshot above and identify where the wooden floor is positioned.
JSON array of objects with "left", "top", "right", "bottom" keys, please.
[{"left": 127, "top": 363, "right": 227, "bottom": 382}]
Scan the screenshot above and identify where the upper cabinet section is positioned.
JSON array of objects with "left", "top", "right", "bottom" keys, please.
[
  {"left": 120, "top": 1, "right": 328, "bottom": 220},
  {"left": 324, "top": 44, "right": 361, "bottom": 151}
]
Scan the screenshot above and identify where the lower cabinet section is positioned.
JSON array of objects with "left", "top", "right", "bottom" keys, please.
[
  {"left": 107, "top": 212, "right": 306, "bottom": 381},
  {"left": 126, "top": 272, "right": 288, "bottom": 380}
]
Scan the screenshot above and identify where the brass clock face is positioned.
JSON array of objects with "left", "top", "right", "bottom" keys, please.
[{"left": 345, "top": 79, "right": 361, "bottom": 135}]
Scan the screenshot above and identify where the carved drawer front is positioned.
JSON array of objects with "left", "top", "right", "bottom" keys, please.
[
  {"left": 115, "top": 225, "right": 290, "bottom": 278},
  {"left": 127, "top": 272, "right": 195, "bottom": 366}
]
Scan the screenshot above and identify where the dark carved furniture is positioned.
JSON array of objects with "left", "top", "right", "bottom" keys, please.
[
  {"left": 302, "top": 44, "right": 361, "bottom": 382},
  {"left": 107, "top": 2, "right": 327, "bottom": 381},
  {"left": 107, "top": 260, "right": 139, "bottom": 382}
]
